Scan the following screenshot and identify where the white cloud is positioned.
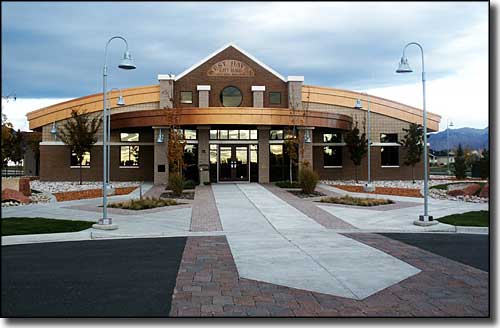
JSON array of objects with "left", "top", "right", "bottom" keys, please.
[{"left": 1, "top": 98, "right": 74, "bottom": 131}]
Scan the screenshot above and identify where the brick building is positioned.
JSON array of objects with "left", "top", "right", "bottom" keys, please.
[{"left": 26, "top": 44, "right": 441, "bottom": 184}]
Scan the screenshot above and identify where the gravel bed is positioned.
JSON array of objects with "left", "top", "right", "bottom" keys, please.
[
  {"left": 30, "top": 181, "right": 140, "bottom": 194},
  {"left": 322, "top": 179, "right": 488, "bottom": 203}
]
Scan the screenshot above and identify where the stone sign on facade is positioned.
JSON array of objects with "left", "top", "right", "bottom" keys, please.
[{"left": 207, "top": 59, "right": 255, "bottom": 77}]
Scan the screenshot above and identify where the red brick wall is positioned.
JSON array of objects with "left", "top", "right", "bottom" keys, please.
[
  {"left": 40, "top": 145, "right": 154, "bottom": 182},
  {"left": 174, "top": 46, "right": 288, "bottom": 108}
]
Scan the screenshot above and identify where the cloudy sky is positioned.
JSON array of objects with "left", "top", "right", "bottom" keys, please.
[{"left": 1, "top": 1, "right": 489, "bottom": 131}]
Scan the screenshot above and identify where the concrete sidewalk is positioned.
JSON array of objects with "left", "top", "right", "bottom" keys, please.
[
  {"left": 318, "top": 184, "right": 488, "bottom": 232},
  {"left": 212, "top": 184, "right": 420, "bottom": 300}
]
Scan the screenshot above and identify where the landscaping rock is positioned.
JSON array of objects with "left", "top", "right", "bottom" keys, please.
[
  {"left": 2, "top": 188, "right": 31, "bottom": 204},
  {"left": 479, "top": 184, "right": 489, "bottom": 198}
]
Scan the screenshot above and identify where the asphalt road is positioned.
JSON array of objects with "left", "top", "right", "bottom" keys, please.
[
  {"left": 380, "top": 233, "right": 489, "bottom": 272},
  {"left": 1, "top": 237, "right": 186, "bottom": 317}
]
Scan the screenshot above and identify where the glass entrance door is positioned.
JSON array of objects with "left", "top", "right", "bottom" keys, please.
[{"left": 218, "top": 145, "right": 249, "bottom": 181}]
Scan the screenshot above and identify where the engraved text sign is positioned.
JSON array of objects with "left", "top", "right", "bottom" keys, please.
[{"left": 207, "top": 60, "right": 255, "bottom": 77}]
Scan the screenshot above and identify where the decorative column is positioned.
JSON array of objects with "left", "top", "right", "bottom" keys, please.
[
  {"left": 197, "top": 126, "right": 210, "bottom": 184},
  {"left": 251, "top": 86, "right": 265, "bottom": 107},
  {"left": 158, "top": 74, "right": 175, "bottom": 109},
  {"left": 287, "top": 76, "right": 304, "bottom": 110},
  {"left": 258, "top": 126, "right": 271, "bottom": 183},
  {"left": 298, "top": 127, "right": 314, "bottom": 170},
  {"left": 153, "top": 127, "right": 169, "bottom": 185},
  {"left": 197, "top": 85, "right": 211, "bottom": 107}
]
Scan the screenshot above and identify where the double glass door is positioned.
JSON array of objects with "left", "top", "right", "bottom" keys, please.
[{"left": 219, "top": 145, "right": 249, "bottom": 181}]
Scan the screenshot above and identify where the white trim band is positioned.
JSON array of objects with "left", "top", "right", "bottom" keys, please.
[
  {"left": 158, "top": 74, "right": 176, "bottom": 80},
  {"left": 372, "top": 142, "right": 401, "bottom": 147},
  {"left": 287, "top": 76, "right": 304, "bottom": 82},
  {"left": 197, "top": 85, "right": 211, "bottom": 91},
  {"left": 251, "top": 86, "right": 266, "bottom": 92}
]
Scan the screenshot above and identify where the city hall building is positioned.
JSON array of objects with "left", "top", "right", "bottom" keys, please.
[{"left": 26, "top": 44, "right": 441, "bottom": 184}]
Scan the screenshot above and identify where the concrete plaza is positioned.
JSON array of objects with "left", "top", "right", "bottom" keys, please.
[{"left": 1, "top": 182, "right": 489, "bottom": 316}]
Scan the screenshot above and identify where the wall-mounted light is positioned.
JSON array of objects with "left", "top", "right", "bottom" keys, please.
[
  {"left": 354, "top": 98, "right": 363, "bottom": 109},
  {"left": 304, "top": 129, "right": 312, "bottom": 144},
  {"left": 157, "top": 128, "right": 164, "bottom": 143},
  {"left": 50, "top": 122, "right": 57, "bottom": 135}
]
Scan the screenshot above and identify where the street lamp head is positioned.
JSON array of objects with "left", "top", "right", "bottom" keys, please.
[
  {"left": 118, "top": 51, "right": 136, "bottom": 70},
  {"left": 396, "top": 57, "right": 413, "bottom": 73},
  {"left": 354, "top": 98, "right": 363, "bottom": 109},
  {"left": 449, "top": 121, "right": 454, "bottom": 127},
  {"left": 117, "top": 95, "right": 125, "bottom": 106}
]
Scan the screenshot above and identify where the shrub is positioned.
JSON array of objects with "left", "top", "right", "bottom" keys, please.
[
  {"left": 299, "top": 167, "right": 319, "bottom": 194},
  {"left": 319, "top": 195, "right": 393, "bottom": 207},
  {"left": 184, "top": 180, "right": 196, "bottom": 190},
  {"left": 108, "top": 197, "right": 179, "bottom": 210},
  {"left": 454, "top": 144, "right": 467, "bottom": 179},
  {"left": 203, "top": 181, "right": 211, "bottom": 185},
  {"left": 169, "top": 173, "right": 185, "bottom": 197}
]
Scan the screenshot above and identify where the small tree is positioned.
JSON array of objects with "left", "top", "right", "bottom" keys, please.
[
  {"left": 401, "top": 123, "right": 423, "bottom": 183},
  {"left": 479, "top": 148, "right": 489, "bottom": 179},
  {"left": 283, "top": 127, "right": 298, "bottom": 182},
  {"left": 57, "top": 110, "right": 101, "bottom": 184},
  {"left": 1, "top": 113, "right": 14, "bottom": 167},
  {"left": 454, "top": 144, "right": 467, "bottom": 179},
  {"left": 10, "top": 129, "right": 24, "bottom": 166},
  {"left": 345, "top": 118, "right": 367, "bottom": 182}
]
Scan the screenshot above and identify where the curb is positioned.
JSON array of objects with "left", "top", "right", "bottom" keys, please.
[{"left": 455, "top": 226, "right": 489, "bottom": 234}]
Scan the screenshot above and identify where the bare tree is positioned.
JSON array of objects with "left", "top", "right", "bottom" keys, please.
[{"left": 57, "top": 110, "right": 101, "bottom": 184}]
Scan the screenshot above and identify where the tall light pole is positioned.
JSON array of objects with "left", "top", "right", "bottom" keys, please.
[
  {"left": 354, "top": 93, "right": 375, "bottom": 192},
  {"left": 106, "top": 88, "right": 126, "bottom": 190},
  {"left": 446, "top": 118, "right": 454, "bottom": 175},
  {"left": 93, "top": 36, "right": 136, "bottom": 230},
  {"left": 396, "top": 42, "right": 436, "bottom": 226}
]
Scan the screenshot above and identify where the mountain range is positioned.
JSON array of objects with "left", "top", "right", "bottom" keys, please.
[{"left": 428, "top": 127, "right": 489, "bottom": 151}]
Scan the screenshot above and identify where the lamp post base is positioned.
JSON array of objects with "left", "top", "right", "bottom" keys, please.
[
  {"left": 413, "top": 215, "right": 438, "bottom": 226},
  {"left": 92, "top": 218, "right": 118, "bottom": 230},
  {"left": 363, "top": 183, "right": 375, "bottom": 192}
]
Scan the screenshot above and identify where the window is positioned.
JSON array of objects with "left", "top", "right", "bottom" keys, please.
[
  {"left": 220, "top": 86, "right": 242, "bottom": 107},
  {"left": 229, "top": 130, "right": 239, "bottom": 140},
  {"left": 183, "top": 145, "right": 199, "bottom": 184},
  {"left": 120, "top": 146, "right": 139, "bottom": 167},
  {"left": 210, "top": 130, "right": 218, "bottom": 139},
  {"left": 250, "top": 130, "right": 258, "bottom": 140},
  {"left": 239, "top": 130, "right": 250, "bottom": 140},
  {"left": 380, "top": 133, "right": 398, "bottom": 143},
  {"left": 180, "top": 91, "right": 193, "bottom": 104},
  {"left": 269, "top": 92, "right": 281, "bottom": 105},
  {"left": 209, "top": 145, "right": 218, "bottom": 183},
  {"left": 70, "top": 151, "right": 90, "bottom": 167},
  {"left": 381, "top": 146, "right": 399, "bottom": 166},
  {"left": 323, "top": 132, "right": 342, "bottom": 143},
  {"left": 250, "top": 145, "right": 258, "bottom": 182},
  {"left": 270, "top": 129, "right": 283, "bottom": 140},
  {"left": 184, "top": 129, "right": 197, "bottom": 140},
  {"left": 323, "top": 146, "right": 342, "bottom": 167},
  {"left": 209, "top": 129, "right": 258, "bottom": 140},
  {"left": 120, "top": 132, "right": 139, "bottom": 142}
]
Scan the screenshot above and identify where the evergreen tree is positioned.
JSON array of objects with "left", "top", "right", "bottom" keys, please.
[
  {"left": 479, "top": 148, "right": 489, "bottom": 179},
  {"left": 1, "top": 113, "right": 14, "bottom": 167},
  {"left": 454, "top": 144, "right": 467, "bottom": 179},
  {"left": 57, "top": 110, "right": 101, "bottom": 184},
  {"left": 345, "top": 120, "right": 367, "bottom": 182},
  {"left": 401, "top": 123, "right": 424, "bottom": 183}
]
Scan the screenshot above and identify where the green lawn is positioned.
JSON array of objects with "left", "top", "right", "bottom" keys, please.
[
  {"left": 437, "top": 211, "right": 489, "bottom": 227},
  {"left": 2, "top": 217, "right": 94, "bottom": 236}
]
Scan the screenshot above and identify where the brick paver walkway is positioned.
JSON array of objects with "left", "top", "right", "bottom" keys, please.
[
  {"left": 190, "top": 185, "right": 223, "bottom": 232},
  {"left": 263, "top": 184, "right": 355, "bottom": 229},
  {"left": 170, "top": 235, "right": 488, "bottom": 317}
]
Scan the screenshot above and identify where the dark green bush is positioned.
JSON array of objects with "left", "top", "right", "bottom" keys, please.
[
  {"left": 299, "top": 167, "right": 319, "bottom": 194},
  {"left": 108, "top": 197, "right": 179, "bottom": 210},
  {"left": 184, "top": 180, "right": 197, "bottom": 190},
  {"left": 203, "top": 181, "right": 211, "bottom": 185},
  {"left": 169, "top": 173, "right": 185, "bottom": 197}
]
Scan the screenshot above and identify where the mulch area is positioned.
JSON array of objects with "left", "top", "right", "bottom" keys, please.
[
  {"left": 169, "top": 235, "right": 488, "bottom": 317},
  {"left": 53, "top": 186, "right": 137, "bottom": 202},
  {"left": 332, "top": 185, "right": 423, "bottom": 198}
]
